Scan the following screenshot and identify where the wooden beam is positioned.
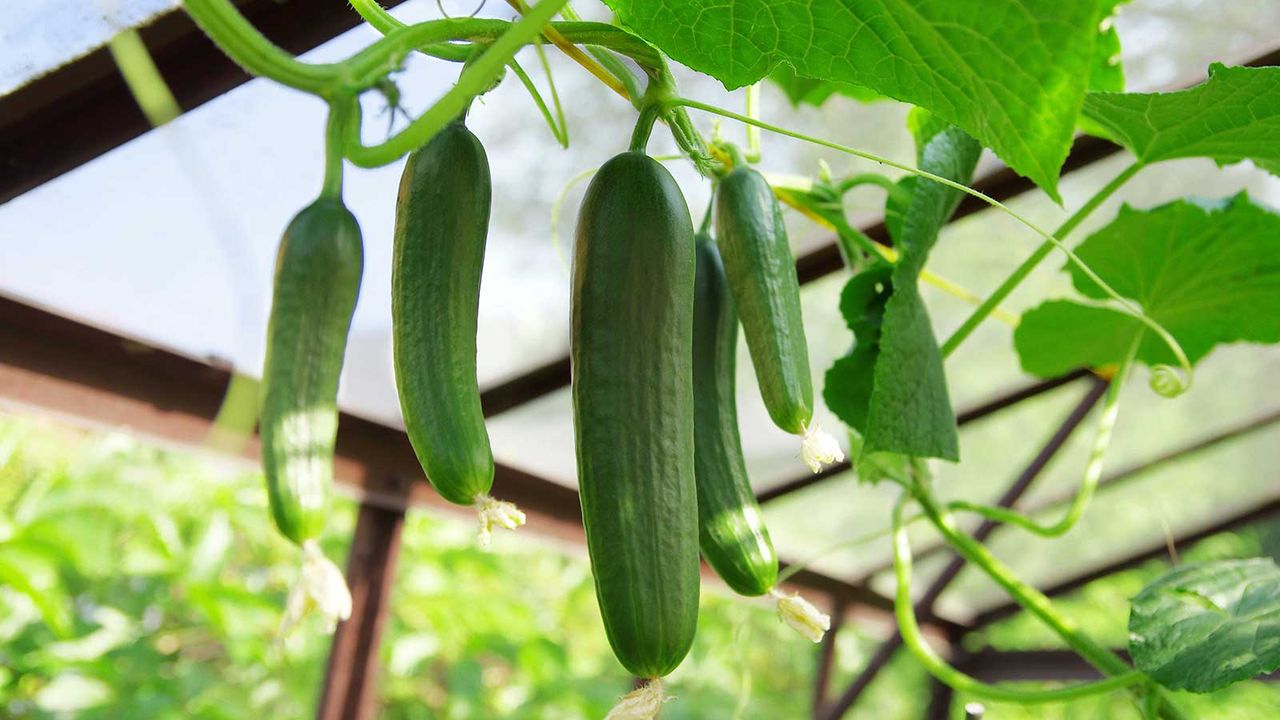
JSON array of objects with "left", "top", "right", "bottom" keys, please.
[
  {"left": 0, "top": 293, "right": 925, "bottom": 627},
  {"left": 317, "top": 501, "right": 406, "bottom": 720}
]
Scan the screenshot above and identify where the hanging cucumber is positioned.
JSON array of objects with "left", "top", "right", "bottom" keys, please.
[
  {"left": 391, "top": 119, "right": 523, "bottom": 545},
  {"left": 260, "top": 196, "right": 362, "bottom": 632},
  {"left": 715, "top": 163, "right": 843, "bottom": 473},
  {"left": 693, "top": 232, "right": 831, "bottom": 642},
  {"left": 572, "top": 151, "right": 700, "bottom": 684},
  {"left": 693, "top": 233, "right": 777, "bottom": 595}
]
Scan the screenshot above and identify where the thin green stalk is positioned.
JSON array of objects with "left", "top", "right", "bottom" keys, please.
[
  {"left": 948, "top": 337, "right": 1139, "bottom": 537},
  {"left": 534, "top": 43, "right": 567, "bottom": 144},
  {"left": 508, "top": 54, "right": 568, "bottom": 146},
  {"left": 345, "top": 0, "right": 569, "bottom": 167},
  {"left": 744, "top": 83, "right": 762, "bottom": 161},
  {"left": 189, "top": 0, "right": 662, "bottom": 97},
  {"left": 892, "top": 494, "right": 1144, "bottom": 703},
  {"left": 910, "top": 484, "right": 1192, "bottom": 720},
  {"left": 321, "top": 100, "right": 353, "bottom": 200},
  {"left": 835, "top": 172, "right": 902, "bottom": 198},
  {"left": 108, "top": 30, "right": 183, "bottom": 126},
  {"left": 940, "top": 161, "right": 1144, "bottom": 358},
  {"left": 629, "top": 101, "right": 661, "bottom": 152},
  {"left": 669, "top": 98, "right": 1190, "bottom": 395}
]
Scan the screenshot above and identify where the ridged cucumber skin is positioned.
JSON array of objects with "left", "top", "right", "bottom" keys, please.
[
  {"left": 715, "top": 166, "right": 814, "bottom": 435},
  {"left": 693, "top": 235, "right": 779, "bottom": 597},
  {"left": 392, "top": 122, "right": 494, "bottom": 507},
  {"left": 260, "top": 198, "right": 364, "bottom": 545},
  {"left": 571, "top": 151, "right": 700, "bottom": 678}
]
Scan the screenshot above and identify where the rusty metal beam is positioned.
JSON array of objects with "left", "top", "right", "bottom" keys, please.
[
  {"left": 317, "top": 501, "right": 406, "bottom": 720},
  {"left": 811, "top": 597, "right": 846, "bottom": 718}
]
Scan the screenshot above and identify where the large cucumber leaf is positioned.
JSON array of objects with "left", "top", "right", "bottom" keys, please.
[
  {"left": 603, "top": 0, "right": 1107, "bottom": 201},
  {"left": 1015, "top": 194, "right": 1280, "bottom": 378},
  {"left": 1129, "top": 558, "right": 1280, "bottom": 693},
  {"left": 1083, "top": 64, "right": 1280, "bottom": 175}
]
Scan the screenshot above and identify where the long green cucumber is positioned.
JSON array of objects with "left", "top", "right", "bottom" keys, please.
[
  {"left": 572, "top": 151, "right": 699, "bottom": 679},
  {"left": 392, "top": 120, "right": 494, "bottom": 507},
  {"left": 260, "top": 198, "right": 363, "bottom": 545},
  {"left": 715, "top": 166, "right": 814, "bottom": 435},
  {"left": 693, "top": 233, "right": 779, "bottom": 597}
]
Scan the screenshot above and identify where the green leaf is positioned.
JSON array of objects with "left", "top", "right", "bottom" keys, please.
[
  {"left": 1129, "top": 558, "right": 1280, "bottom": 693},
  {"left": 768, "top": 65, "right": 881, "bottom": 108},
  {"left": 824, "top": 264, "right": 893, "bottom": 433},
  {"left": 1089, "top": 0, "right": 1130, "bottom": 93},
  {"left": 1082, "top": 64, "right": 1280, "bottom": 174},
  {"left": 864, "top": 124, "right": 981, "bottom": 460},
  {"left": 1015, "top": 194, "right": 1280, "bottom": 377},
  {"left": 824, "top": 120, "right": 980, "bottom": 460},
  {"left": 603, "top": 0, "right": 1106, "bottom": 201}
]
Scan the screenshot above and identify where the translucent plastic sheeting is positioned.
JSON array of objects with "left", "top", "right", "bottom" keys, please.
[{"left": 2, "top": 0, "right": 177, "bottom": 95}]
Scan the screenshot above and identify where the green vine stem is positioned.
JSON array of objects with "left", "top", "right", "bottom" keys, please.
[
  {"left": 940, "top": 161, "right": 1145, "bottom": 358},
  {"left": 667, "top": 97, "right": 1192, "bottom": 396},
  {"left": 908, "top": 482, "right": 1192, "bottom": 720},
  {"left": 947, "top": 336, "right": 1140, "bottom": 537},
  {"left": 891, "top": 494, "right": 1145, "bottom": 703},
  {"left": 321, "top": 100, "right": 354, "bottom": 200},
  {"left": 345, "top": 0, "right": 569, "bottom": 167},
  {"left": 744, "top": 83, "right": 762, "bottom": 161},
  {"left": 630, "top": 99, "right": 662, "bottom": 152},
  {"left": 184, "top": 0, "right": 662, "bottom": 96}
]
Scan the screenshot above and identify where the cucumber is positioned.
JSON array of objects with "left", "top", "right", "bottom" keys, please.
[
  {"left": 715, "top": 165, "right": 814, "bottom": 436},
  {"left": 392, "top": 120, "right": 494, "bottom": 507},
  {"left": 572, "top": 151, "right": 699, "bottom": 679},
  {"left": 260, "top": 198, "right": 363, "bottom": 545},
  {"left": 693, "top": 233, "right": 778, "bottom": 597}
]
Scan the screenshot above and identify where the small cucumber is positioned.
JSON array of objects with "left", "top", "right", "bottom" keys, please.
[
  {"left": 392, "top": 121, "right": 494, "bottom": 507},
  {"left": 572, "top": 151, "right": 700, "bottom": 679},
  {"left": 715, "top": 166, "right": 814, "bottom": 435},
  {"left": 693, "top": 233, "right": 779, "bottom": 597},
  {"left": 260, "top": 198, "right": 363, "bottom": 544}
]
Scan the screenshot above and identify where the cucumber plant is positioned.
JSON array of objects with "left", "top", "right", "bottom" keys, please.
[{"left": 183, "top": 0, "right": 1280, "bottom": 716}]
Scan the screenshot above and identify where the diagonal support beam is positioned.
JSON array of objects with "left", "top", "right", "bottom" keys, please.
[
  {"left": 970, "top": 495, "right": 1280, "bottom": 629},
  {"left": 317, "top": 501, "right": 406, "bottom": 720},
  {"left": 757, "top": 369, "right": 1092, "bottom": 505},
  {"left": 815, "top": 379, "right": 1109, "bottom": 720}
]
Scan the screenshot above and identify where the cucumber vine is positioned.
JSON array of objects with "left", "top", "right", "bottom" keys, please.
[{"left": 175, "top": 1, "right": 1280, "bottom": 718}]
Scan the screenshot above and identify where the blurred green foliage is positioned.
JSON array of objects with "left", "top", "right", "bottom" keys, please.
[
  {"left": 0, "top": 414, "right": 913, "bottom": 719},
  {"left": 3, "top": 412, "right": 1277, "bottom": 718}
]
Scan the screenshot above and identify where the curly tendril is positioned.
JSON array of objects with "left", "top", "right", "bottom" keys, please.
[{"left": 1149, "top": 364, "right": 1189, "bottom": 398}]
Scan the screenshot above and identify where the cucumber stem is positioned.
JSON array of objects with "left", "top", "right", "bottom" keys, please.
[{"left": 629, "top": 102, "right": 661, "bottom": 153}]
